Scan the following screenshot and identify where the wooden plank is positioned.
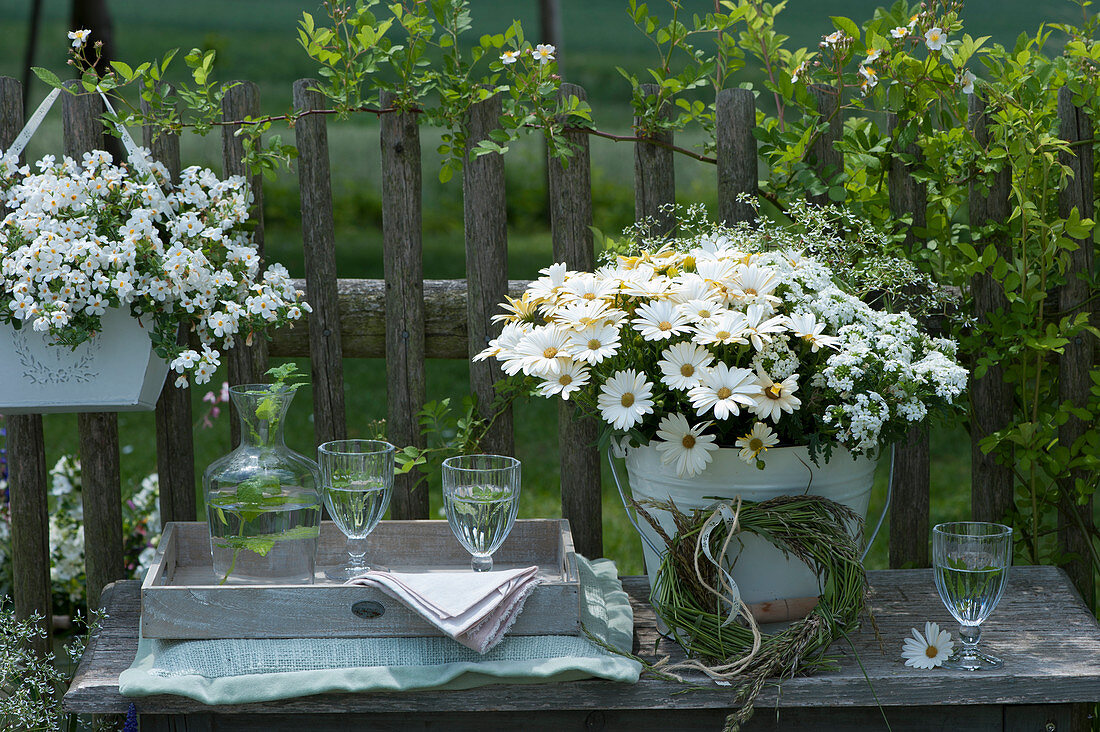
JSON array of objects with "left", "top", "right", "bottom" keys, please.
[
  {"left": 633, "top": 82, "right": 676, "bottom": 235},
  {"left": 380, "top": 90, "right": 427, "bottom": 519},
  {"left": 63, "top": 80, "right": 125, "bottom": 613},
  {"left": 548, "top": 82, "right": 602, "bottom": 559},
  {"left": 267, "top": 278, "right": 532, "bottom": 360},
  {"left": 1003, "top": 704, "right": 1073, "bottom": 732},
  {"left": 66, "top": 566, "right": 1100, "bottom": 716},
  {"left": 716, "top": 87, "right": 757, "bottom": 225},
  {"left": 886, "top": 113, "right": 931, "bottom": 569},
  {"left": 1055, "top": 88, "right": 1095, "bottom": 611},
  {"left": 808, "top": 84, "right": 842, "bottom": 206},
  {"left": 967, "top": 95, "right": 1014, "bottom": 525},
  {"left": 143, "top": 87, "right": 196, "bottom": 525},
  {"left": 139, "top": 706, "right": 1005, "bottom": 732},
  {"left": 293, "top": 79, "right": 347, "bottom": 448},
  {"left": 462, "top": 91, "right": 514, "bottom": 457},
  {"left": 221, "top": 81, "right": 268, "bottom": 447},
  {"left": 0, "top": 76, "right": 52, "bottom": 657}
]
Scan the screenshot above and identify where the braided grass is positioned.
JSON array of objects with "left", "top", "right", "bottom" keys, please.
[{"left": 637, "top": 494, "right": 870, "bottom": 732}]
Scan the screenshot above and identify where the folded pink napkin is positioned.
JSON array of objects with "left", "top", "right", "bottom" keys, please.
[{"left": 344, "top": 566, "right": 542, "bottom": 653}]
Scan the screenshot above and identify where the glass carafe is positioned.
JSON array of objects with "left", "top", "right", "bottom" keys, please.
[{"left": 203, "top": 384, "right": 322, "bottom": 584}]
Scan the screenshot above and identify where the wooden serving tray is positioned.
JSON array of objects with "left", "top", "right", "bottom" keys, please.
[{"left": 141, "top": 520, "right": 580, "bottom": 640}]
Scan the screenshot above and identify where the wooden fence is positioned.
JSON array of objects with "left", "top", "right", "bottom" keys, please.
[{"left": 0, "top": 76, "right": 1095, "bottom": 655}]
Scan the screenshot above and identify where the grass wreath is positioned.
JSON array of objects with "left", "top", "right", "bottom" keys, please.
[{"left": 636, "top": 493, "right": 871, "bottom": 732}]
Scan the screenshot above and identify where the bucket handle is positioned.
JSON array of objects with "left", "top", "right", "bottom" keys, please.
[
  {"left": 607, "top": 447, "right": 666, "bottom": 557},
  {"left": 609, "top": 444, "right": 894, "bottom": 564}
]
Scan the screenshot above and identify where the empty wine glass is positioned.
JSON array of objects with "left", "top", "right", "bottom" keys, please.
[
  {"left": 319, "top": 439, "right": 394, "bottom": 580},
  {"left": 933, "top": 521, "right": 1013, "bottom": 670},
  {"left": 442, "top": 454, "right": 521, "bottom": 572}
]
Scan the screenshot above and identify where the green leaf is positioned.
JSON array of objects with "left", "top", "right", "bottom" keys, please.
[
  {"left": 32, "top": 67, "right": 63, "bottom": 89},
  {"left": 829, "top": 16, "right": 860, "bottom": 42}
]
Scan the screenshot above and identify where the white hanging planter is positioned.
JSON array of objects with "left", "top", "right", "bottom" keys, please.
[
  {"left": 0, "top": 307, "right": 169, "bottom": 414},
  {"left": 617, "top": 444, "right": 878, "bottom": 606}
]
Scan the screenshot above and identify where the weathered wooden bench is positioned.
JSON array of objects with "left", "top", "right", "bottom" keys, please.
[{"left": 65, "top": 566, "right": 1100, "bottom": 731}]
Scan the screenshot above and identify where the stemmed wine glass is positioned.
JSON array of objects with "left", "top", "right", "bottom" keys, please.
[
  {"left": 442, "top": 454, "right": 521, "bottom": 572},
  {"left": 932, "top": 521, "right": 1013, "bottom": 670},
  {"left": 318, "top": 439, "right": 394, "bottom": 580}
]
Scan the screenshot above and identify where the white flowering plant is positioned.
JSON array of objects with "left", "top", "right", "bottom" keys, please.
[
  {"left": 478, "top": 204, "right": 967, "bottom": 477},
  {"left": 0, "top": 148, "right": 309, "bottom": 386},
  {"left": 0, "top": 451, "right": 160, "bottom": 616}
]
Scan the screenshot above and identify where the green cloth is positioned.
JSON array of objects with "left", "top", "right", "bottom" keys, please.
[{"left": 119, "top": 556, "right": 640, "bottom": 704}]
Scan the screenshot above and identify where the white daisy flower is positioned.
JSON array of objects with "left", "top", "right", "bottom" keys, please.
[
  {"left": 552, "top": 297, "right": 620, "bottom": 330},
  {"left": 732, "top": 264, "right": 781, "bottom": 306},
  {"left": 654, "top": 413, "right": 718, "bottom": 477},
  {"left": 901, "top": 622, "right": 954, "bottom": 669},
  {"left": 924, "top": 27, "right": 946, "bottom": 51},
  {"left": 658, "top": 341, "right": 714, "bottom": 390},
  {"left": 693, "top": 310, "right": 749, "bottom": 347},
  {"left": 632, "top": 299, "right": 693, "bottom": 341},
  {"left": 537, "top": 360, "right": 590, "bottom": 400},
  {"left": 597, "top": 369, "right": 655, "bottom": 430},
  {"left": 787, "top": 311, "right": 841, "bottom": 352},
  {"left": 735, "top": 422, "right": 779, "bottom": 464},
  {"left": 527, "top": 262, "right": 569, "bottom": 300},
  {"left": 688, "top": 363, "right": 759, "bottom": 420},
  {"left": 474, "top": 321, "right": 528, "bottom": 363},
  {"left": 511, "top": 324, "right": 572, "bottom": 376},
  {"left": 750, "top": 370, "right": 802, "bottom": 422},
  {"left": 561, "top": 272, "right": 618, "bottom": 303},
  {"left": 741, "top": 303, "right": 788, "bottom": 351},
  {"left": 567, "top": 323, "right": 621, "bottom": 364},
  {"left": 676, "top": 297, "right": 723, "bottom": 324}
]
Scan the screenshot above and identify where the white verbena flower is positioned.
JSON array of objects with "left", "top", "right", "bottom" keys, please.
[
  {"left": 654, "top": 413, "right": 718, "bottom": 477},
  {"left": 597, "top": 369, "right": 655, "bottom": 430},
  {"left": 901, "top": 621, "right": 954, "bottom": 669}
]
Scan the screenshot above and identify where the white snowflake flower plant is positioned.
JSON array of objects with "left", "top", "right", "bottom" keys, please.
[
  {"left": 0, "top": 148, "right": 309, "bottom": 386},
  {"left": 479, "top": 206, "right": 967, "bottom": 477}
]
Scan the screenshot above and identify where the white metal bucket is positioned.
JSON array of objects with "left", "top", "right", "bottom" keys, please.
[
  {"left": 616, "top": 444, "right": 878, "bottom": 605},
  {"left": 0, "top": 307, "right": 169, "bottom": 413}
]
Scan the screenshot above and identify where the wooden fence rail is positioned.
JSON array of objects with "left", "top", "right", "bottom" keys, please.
[{"left": 1, "top": 74, "right": 1096, "bottom": 640}]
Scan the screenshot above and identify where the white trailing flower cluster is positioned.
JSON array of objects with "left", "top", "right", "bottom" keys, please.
[
  {"left": 479, "top": 224, "right": 966, "bottom": 477},
  {"left": 0, "top": 453, "right": 160, "bottom": 611},
  {"left": 0, "top": 149, "right": 309, "bottom": 386}
]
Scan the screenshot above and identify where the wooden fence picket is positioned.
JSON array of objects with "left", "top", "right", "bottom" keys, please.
[
  {"left": 634, "top": 83, "right": 676, "bottom": 235},
  {"left": 716, "top": 87, "right": 758, "bottom": 226},
  {"left": 463, "top": 92, "right": 515, "bottom": 458},
  {"left": 380, "top": 90, "right": 428, "bottom": 520},
  {"left": 0, "top": 76, "right": 52, "bottom": 657},
  {"left": 967, "top": 95, "right": 1015, "bottom": 525},
  {"left": 293, "top": 79, "right": 347, "bottom": 449},
  {"left": 548, "top": 83, "right": 602, "bottom": 559},
  {"left": 63, "top": 81, "right": 126, "bottom": 614},
  {"left": 808, "top": 84, "right": 842, "bottom": 207},
  {"left": 144, "top": 88, "right": 197, "bottom": 526},
  {"left": 221, "top": 81, "right": 268, "bottom": 447},
  {"left": 887, "top": 113, "right": 932, "bottom": 569},
  {"left": 1056, "top": 88, "right": 1096, "bottom": 608}
]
